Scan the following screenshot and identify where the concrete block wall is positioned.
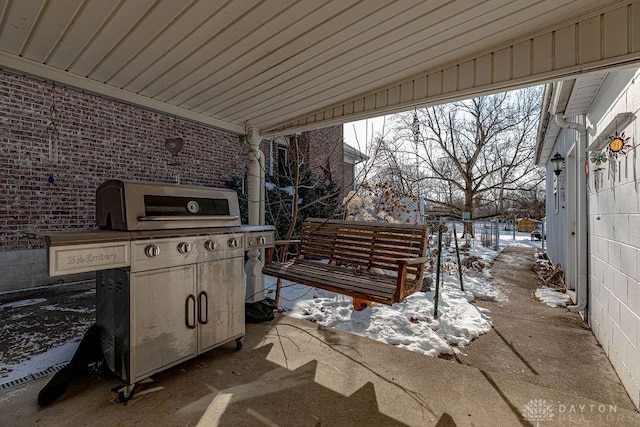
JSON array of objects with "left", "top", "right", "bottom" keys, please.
[
  {"left": 0, "top": 249, "right": 49, "bottom": 291},
  {"left": 588, "top": 68, "right": 640, "bottom": 409},
  {"left": 0, "top": 249, "right": 93, "bottom": 292},
  {"left": 0, "top": 70, "right": 245, "bottom": 291}
]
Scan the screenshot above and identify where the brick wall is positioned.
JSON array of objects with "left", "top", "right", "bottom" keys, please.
[
  {"left": 0, "top": 70, "right": 245, "bottom": 290},
  {"left": 302, "top": 127, "right": 346, "bottom": 188},
  {"left": 261, "top": 127, "right": 349, "bottom": 200},
  {"left": 0, "top": 71, "right": 353, "bottom": 291}
]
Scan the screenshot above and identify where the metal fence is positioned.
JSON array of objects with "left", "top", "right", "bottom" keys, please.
[{"left": 426, "top": 219, "right": 500, "bottom": 251}]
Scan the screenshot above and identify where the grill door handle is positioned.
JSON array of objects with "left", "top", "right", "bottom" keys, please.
[
  {"left": 198, "top": 291, "right": 209, "bottom": 324},
  {"left": 185, "top": 295, "right": 196, "bottom": 329}
]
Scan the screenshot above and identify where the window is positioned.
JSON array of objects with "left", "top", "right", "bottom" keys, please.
[
  {"left": 321, "top": 158, "right": 332, "bottom": 183},
  {"left": 277, "top": 146, "right": 288, "bottom": 178}
]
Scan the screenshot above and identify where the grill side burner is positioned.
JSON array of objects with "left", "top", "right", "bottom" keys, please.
[{"left": 44, "top": 180, "right": 274, "bottom": 393}]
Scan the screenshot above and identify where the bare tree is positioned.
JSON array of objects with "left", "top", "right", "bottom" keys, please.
[
  {"left": 389, "top": 86, "right": 543, "bottom": 227},
  {"left": 366, "top": 135, "right": 415, "bottom": 195}
]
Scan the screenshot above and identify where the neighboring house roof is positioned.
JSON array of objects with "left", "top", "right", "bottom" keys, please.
[{"left": 343, "top": 143, "right": 369, "bottom": 165}]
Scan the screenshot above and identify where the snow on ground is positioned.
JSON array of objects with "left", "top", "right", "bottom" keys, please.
[
  {"left": 535, "top": 287, "right": 572, "bottom": 307},
  {"left": 0, "top": 298, "right": 47, "bottom": 309},
  {"left": 0, "top": 283, "right": 95, "bottom": 388},
  {"left": 268, "top": 276, "right": 494, "bottom": 357},
  {"left": 266, "top": 280, "right": 494, "bottom": 358},
  {"left": 41, "top": 305, "right": 94, "bottom": 314},
  {"left": 0, "top": 341, "right": 79, "bottom": 387}
]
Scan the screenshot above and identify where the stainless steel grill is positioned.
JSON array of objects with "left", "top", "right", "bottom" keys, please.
[{"left": 45, "top": 180, "right": 274, "bottom": 391}]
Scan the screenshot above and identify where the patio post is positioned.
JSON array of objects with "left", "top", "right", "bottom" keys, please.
[{"left": 245, "top": 127, "right": 266, "bottom": 302}]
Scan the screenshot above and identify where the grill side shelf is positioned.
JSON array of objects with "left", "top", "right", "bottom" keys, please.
[{"left": 48, "top": 241, "right": 131, "bottom": 276}]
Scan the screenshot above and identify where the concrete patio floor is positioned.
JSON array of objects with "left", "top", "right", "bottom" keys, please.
[{"left": 1, "top": 247, "right": 639, "bottom": 426}]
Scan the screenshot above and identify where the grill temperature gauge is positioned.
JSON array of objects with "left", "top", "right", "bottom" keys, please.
[{"left": 186, "top": 200, "right": 200, "bottom": 214}]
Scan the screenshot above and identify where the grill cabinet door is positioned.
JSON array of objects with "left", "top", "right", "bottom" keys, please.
[
  {"left": 197, "top": 256, "right": 245, "bottom": 353},
  {"left": 129, "top": 265, "right": 197, "bottom": 382}
]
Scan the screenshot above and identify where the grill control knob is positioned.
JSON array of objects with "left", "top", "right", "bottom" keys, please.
[
  {"left": 144, "top": 244, "right": 160, "bottom": 258},
  {"left": 257, "top": 236, "right": 266, "bottom": 245},
  {"left": 177, "top": 242, "right": 191, "bottom": 254},
  {"left": 228, "top": 238, "right": 239, "bottom": 248},
  {"left": 204, "top": 240, "right": 218, "bottom": 251}
]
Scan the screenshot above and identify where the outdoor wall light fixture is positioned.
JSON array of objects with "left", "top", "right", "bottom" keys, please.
[{"left": 551, "top": 152, "right": 565, "bottom": 176}]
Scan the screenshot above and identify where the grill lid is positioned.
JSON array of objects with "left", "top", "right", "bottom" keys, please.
[{"left": 96, "top": 180, "right": 242, "bottom": 231}]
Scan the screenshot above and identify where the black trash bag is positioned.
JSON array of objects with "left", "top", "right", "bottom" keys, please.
[
  {"left": 245, "top": 298, "right": 277, "bottom": 323},
  {"left": 38, "top": 324, "right": 105, "bottom": 406}
]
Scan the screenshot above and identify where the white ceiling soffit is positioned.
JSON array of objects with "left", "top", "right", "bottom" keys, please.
[
  {"left": 536, "top": 73, "right": 607, "bottom": 164},
  {"left": 1, "top": 0, "right": 639, "bottom": 137},
  {"left": 564, "top": 74, "right": 608, "bottom": 117}
]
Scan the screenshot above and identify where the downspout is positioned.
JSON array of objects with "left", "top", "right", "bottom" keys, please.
[
  {"left": 554, "top": 113, "right": 588, "bottom": 312},
  {"left": 259, "top": 149, "right": 265, "bottom": 225},
  {"left": 259, "top": 148, "right": 266, "bottom": 286},
  {"left": 269, "top": 139, "right": 274, "bottom": 177}
]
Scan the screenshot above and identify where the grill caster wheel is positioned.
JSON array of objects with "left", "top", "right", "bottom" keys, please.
[
  {"left": 114, "top": 384, "right": 136, "bottom": 403},
  {"left": 235, "top": 337, "right": 244, "bottom": 350}
]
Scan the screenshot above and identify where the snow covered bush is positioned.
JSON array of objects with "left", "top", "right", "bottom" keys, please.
[{"left": 343, "top": 182, "right": 417, "bottom": 223}]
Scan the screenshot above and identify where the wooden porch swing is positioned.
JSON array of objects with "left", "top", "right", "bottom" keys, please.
[{"left": 263, "top": 218, "right": 430, "bottom": 310}]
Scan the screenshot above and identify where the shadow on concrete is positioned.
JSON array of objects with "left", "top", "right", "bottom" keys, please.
[
  {"left": 1, "top": 316, "right": 418, "bottom": 426},
  {"left": 493, "top": 327, "right": 539, "bottom": 376},
  {"left": 174, "top": 344, "right": 408, "bottom": 426},
  {"left": 479, "top": 369, "right": 533, "bottom": 427}
]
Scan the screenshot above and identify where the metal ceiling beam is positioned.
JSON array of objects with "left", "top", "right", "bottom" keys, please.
[{"left": 265, "top": 0, "right": 640, "bottom": 136}]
